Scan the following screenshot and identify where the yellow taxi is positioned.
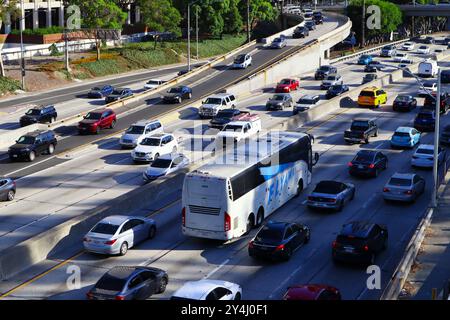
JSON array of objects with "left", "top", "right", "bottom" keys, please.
[{"left": 357, "top": 86, "right": 388, "bottom": 108}]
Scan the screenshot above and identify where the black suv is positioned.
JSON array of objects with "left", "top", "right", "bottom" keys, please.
[
  {"left": 20, "top": 105, "right": 57, "bottom": 127},
  {"left": 8, "top": 130, "right": 57, "bottom": 162},
  {"left": 332, "top": 221, "right": 388, "bottom": 265}
]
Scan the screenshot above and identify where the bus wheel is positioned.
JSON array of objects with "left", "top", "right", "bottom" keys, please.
[
  {"left": 255, "top": 208, "right": 264, "bottom": 227},
  {"left": 246, "top": 214, "right": 254, "bottom": 233},
  {"left": 295, "top": 179, "right": 303, "bottom": 197}
]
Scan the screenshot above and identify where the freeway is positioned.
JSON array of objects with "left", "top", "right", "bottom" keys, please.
[
  {"left": 0, "top": 51, "right": 449, "bottom": 299},
  {"left": 0, "top": 14, "right": 342, "bottom": 176}
]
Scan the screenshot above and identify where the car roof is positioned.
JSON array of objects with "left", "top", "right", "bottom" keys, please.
[
  {"left": 29, "top": 104, "right": 54, "bottom": 110},
  {"left": 356, "top": 149, "right": 377, "bottom": 157},
  {"left": 133, "top": 119, "right": 160, "bottom": 126},
  {"left": 361, "top": 86, "right": 380, "bottom": 91},
  {"left": 300, "top": 94, "right": 319, "bottom": 99},
  {"left": 286, "top": 285, "right": 330, "bottom": 299},
  {"left": 416, "top": 144, "right": 434, "bottom": 150},
  {"left": 390, "top": 172, "right": 415, "bottom": 180},
  {"left": 353, "top": 117, "right": 375, "bottom": 122},
  {"left": 340, "top": 221, "right": 374, "bottom": 238},
  {"left": 22, "top": 130, "right": 54, "bottom": 137},
  {"left": 207, "top": 93, "right": 233, "bottom": 98},
  {"left": 105, "top": 266, "right": 144, "bottom": 280},
  {"left": 326, "top": 73, "right": 339, "bottom": 77},
  {"left": 173, "top": 280, "right": 235, "bottom": 299},
  {"left": 264, "top": 220, "right": 292, "bottom": 230},
  {"left": 395, "top": 126, "right": 414, "bottom": 133},
  {"left": 147, "top": 133, "right": 171, "bottom": 139},
  {"left": 98, "top": 215, "right": 138, "bottom": 225}
]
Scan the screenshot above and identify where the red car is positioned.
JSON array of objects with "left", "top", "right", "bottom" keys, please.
[
  {"left": 78, "top": 108, "right": 117, "bottom": 134},
  {"left": 275, "top": 78, "right": 300, "bottom": 93},
  {"left": 283, "top": 284, "right": 341, "bottom": 300}
]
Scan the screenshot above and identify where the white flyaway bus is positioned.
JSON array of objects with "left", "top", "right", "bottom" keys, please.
[{"left": 181, "top": 131, "right": 319, "bottom": 240}]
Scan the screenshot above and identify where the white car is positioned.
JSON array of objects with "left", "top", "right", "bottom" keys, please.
[
  {"left": 171, "top": 280, "right": 242, "bottom": 300},
  {"left": 144, "top": 79, "right": 166, "bottom": 90},
  {"left": 320, "top": 73, "right": 343, "bottom": 89},
  {"left": 120, "top": 120, "right": 163, "bottom": 148},
  {"left": 418, "top": 81, "right": 437, "bottom": 97},
  {"left": 402, "top": 42, "right": 415, "bottom": 51},
  {"left": 394, "top": 53, "right": 409, "bottom": 62},
  {"left": 131, "top": 133, "right": 178, "bottom": 163},
  {"left": 143, "top": 153, "right": 189, "bottom": 182},
  {"left": 411, "top": 144, "right": 446, "bottom": 168},
  {"left": 417, "top": 45, "right": 430, "bottom": 54},
  {"left": 232, "top": 53, "right": 252, "bottom": 69}
]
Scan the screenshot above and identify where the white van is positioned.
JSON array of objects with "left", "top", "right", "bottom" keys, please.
[{"left": 418, "top": 59, "right": 438, "bottom": 78}]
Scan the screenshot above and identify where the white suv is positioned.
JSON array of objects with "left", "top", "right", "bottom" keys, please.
[
  {"left": 144, "top": 79, "right": 166, "bottom": 90},
  {"left": 232, "top": 54, "right": 252, "bottom": 69},
  {"left": 120, "top": 120, "right": 163, "bottom": 148},
  {"left": 131, "top": 133, "right": 178, "bottom": 163},
  {"left": 198, "top": 93, "right": 237, "bottom": 118}
]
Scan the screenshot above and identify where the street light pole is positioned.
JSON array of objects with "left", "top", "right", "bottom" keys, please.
[
  {"left": 432, "top": 68, "right": 442, "bottom": 208},
  {"left": 247, "top": 0, "right": 251, "bottom": 43},
  {"left": 196, "top": 7, "right": 199, "bottom": 60},
  {"left": 19, "top": 0, "right": 25, "bottom": 91},
  {"left": 361, "top": 0, "right": 365, "bottom": 48},
  {"left": 187, "top": 4, "right": 191, "bottom": 72}
]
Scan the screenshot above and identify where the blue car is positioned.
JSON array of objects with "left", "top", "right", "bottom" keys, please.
[
  {"left": 88, "top": 85, "right": 114, "bottom": 98},
  {"left": 358, "top": 54, "right": 373, "bottom": 65},
  {"left": 414, "top": 110, "right": 436, "bottom": 132},
  {"left": 390, "top": 127, "right": 421, "bottom": 149}
]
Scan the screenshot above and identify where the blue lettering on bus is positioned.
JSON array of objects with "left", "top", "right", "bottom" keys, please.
[{"left": 264, "top": 162, "right": 297, "bottom": 205}]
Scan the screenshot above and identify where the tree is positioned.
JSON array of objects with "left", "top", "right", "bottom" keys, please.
[
  {"left": 0, "top": 0, "right": 20, "bottom": 77},
  {"left": 224, "top": 0, "right": 243, "bottom": 34},
  {"left": 347, "top": 0, "right": 402, "bottom": 46},
  {"left": 65, "top": 0, "right": 127, "bottom": 60},
  {"left": 137, "top": 0, "right": 182, "bottom": 36},
  {"left": 240, "top": 0, "right": 278, "bottom": 34}
]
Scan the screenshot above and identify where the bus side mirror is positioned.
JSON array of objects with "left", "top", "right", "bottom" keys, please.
[{"left": 312, "top": 152, "right": 319, "bottom": 166}]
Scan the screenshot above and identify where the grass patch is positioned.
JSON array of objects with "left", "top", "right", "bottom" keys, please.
[
  {"left": 0, "top": 77, "right": 22, "bottom": 95},
  {"left": 78, "top": 58, "right": 129, "bottom": 77}
]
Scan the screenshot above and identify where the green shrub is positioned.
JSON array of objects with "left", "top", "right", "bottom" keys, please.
[
  {"left": 0, "top": 77, "right": 21, "bottom": 94},
  {"left": 49, "top": 43, "right": 62, "bottom": 56},
  {"left": 11, "top": 26, "right": 64, "bottom": 36},
  {"left": 79, "top": 59, "right": 126, "bottom": 77}
]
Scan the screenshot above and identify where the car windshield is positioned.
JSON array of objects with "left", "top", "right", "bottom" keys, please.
[
  {"left": 330, "top": 85, "right": 343, "bottom": 91},
  {"left": 84, "top": 112, "right": 102, "bottom": 120},
  {"left": 151, "top": 158, "right": 172, "bottom": 168},
  {"left": 280, "top": 79, "right": 291, "bottom": 85},
  {"left": 419, "top": 46, "right": 427, "bottom": 49},
  {"left": 313, "top": 181, "right": 344, "bottom": 194},
  {"left": 354, "top": 152, "right": 375, "bottom": 163},
  {"left": 95, "top": 273, "right": 126, "bottom": 292},
  {"left": 360, "top": 91, "right": 375, "bottom": 97},
  {"left": 112, "top": 90, "right": 122, "bottom": 95},
  {"left": 256, "top": 227, "right": 284, "bottom": 242},
  {"left": 273, "top": 38, "right": 281, "bottom": 43},
  {"left": 394, "top": 132, "right": 410, "bottom": 137},
  {"left": 91, "top": 223, "right": 119, "bottom": 235},
  {"left": 389, "top": 178, "right": 412, "bottom": 186},
  {"left": 168, "top": 87, "right": 182, "bottom": 93},
  {"left": 147, "top": 80, "right": 160, "bottom": 85},
  {"left": 91, "top": 87, "right": 101, "bottom": 91},
  {"left": 319, "top": 66, "right": 331, "bottom": 71},
  {"left": 216, "top": 110, "right": 235, "bottom": 118},
  {"left": 417, "top": 112, "right": 433, "bottom": 119},
  {"left": 417, "top": 148, "right": 434, "bottom": 155},
  {"left": 235, "top": 55, "right": 245, "bottom": 62},
  {"left": 17, "top": 136, "right": 35, "bottom": 144},
  {"left": 383, "top": 46, "right": 393, "bottom": 50},
  {"left": 297, "top": 98, "right": 315, "bottom": 104},
  {"left": 272, "top": 95, "right": 285, "bottom": 101},
  {"left": 223, "top": 125, "right": 243, "bottom": 132},
  {"left": 326, "top": 76, "right": 336, "bottom": 80},
  {"left": 360, "top": 55, "right": 370, "bottom": 59},
  {"left": 364, "top": 75, "right": 376, "bottom": 79},
  {"left": 350, "top": 121, "right": 369, "bottom": 130},
  {"left": 204, "top": 98, "right": 222, "bottom": 105},
  {"left": 26, "top": 109, "right": 41, "bottom": 115},
  {"left": 126, "top": 125, "right": 145, "bottom": 134},
  {"left": 336, "top": 235, "right": 365, "bottom": 247},
  {"left": 140, "top": 138, "right": 161, "bottom": 146},
  {"left": 424, "top": 82, "right": 435, "bottom": 88},
  {"left": 396, "top": 96, "right": 411, "bottom": 102}
]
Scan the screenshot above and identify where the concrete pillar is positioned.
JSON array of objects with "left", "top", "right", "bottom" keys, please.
[
  {"left": 33, "top": 3, "right": 39, "bottom": 30},
  {"left": 135, "top": 6, "right": 141, "bottom": 23},
  {"left": 46, "top": 2, "right": 52, "bottom": 27},
  {"left": 4, "top": 13, "right": 11, "bottom": 34},
  {"left": 127, "top": 4, "right": 131, "bottom": 24},
  {"left": 20, "top": 5, "right": 25, "bottom": 31},
  {"left": 59, "top": 4, "right": 64, "bottom": 28}
]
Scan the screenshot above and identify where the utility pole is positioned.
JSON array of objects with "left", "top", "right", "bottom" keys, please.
[
  {"left": 19, "top": 0, "right": 25, "bottom": 91},
  {"left": 64, "top": 29, "right": 71, "bottom": 72},
  {"left": 432, "top": 68, "right": 442, "bottom": 208},
  {"left": 187, "top": 3, "right": 191, "bottom": 72},
  {"left": 196, "top": 7, "right": 199, "bottom": 60},
  {"left": 247, "top": 0, "right": 251, "bottom": 43}
]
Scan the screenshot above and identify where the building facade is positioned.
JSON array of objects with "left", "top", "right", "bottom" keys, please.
[{"left": 1, "top": 0, "right": 141, "bottom": 34}]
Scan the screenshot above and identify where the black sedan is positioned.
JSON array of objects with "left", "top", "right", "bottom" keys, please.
[
  {"left": 209, "top": 109, "right": 249, "bottom": 129},
  {"left": 325, "top": 84, "right": 349, "bottom": 99},
  {"left": 88, "top": 85, "right": 114, "bottom": 98},
  {"left": 0, "top": 177, "right": 16, "bottom": 201},
  {"left": 87, "top": 266, "right": 168, "bottom": 300},
  {"left": 362, "top": 73, "right": 377, "bottom": 84},
  {"left": 162, "top": 86, "right": 192, "bottom": 103},
  {"left": 392, "top": 95, "right": 417, "bottom": 112},
  {"left": 249, "top": 221, "right": 310, "bottom": 261},
  {"left": 305, "top": 21, "right": 316, "bottom": 30},
  {"left": 293, "top": 26, "right": 309, "bottom": 38},
  {"left": 332, "top": 221, "right": 388, "bottom": 265},
  {"left": 364, "top": 64, "right": 377, "bottom": 73},
  {"left": 307, "top": 180, "right": 355, "bottom": 212},
  {"left": 105, "top": 88, "right": 133, "bottom": 103},
  {"left": 348, "top": 150, "right": 388, "bottom": 178},
  {"left": 266, "top": 93, "right": 293, "bottom": 110}
]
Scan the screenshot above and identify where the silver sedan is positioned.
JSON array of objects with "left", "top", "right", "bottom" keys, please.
[
  {"left": 83, "top": 215, "right": 156, "bottom": 256},
  {"left": 307, "top": 180, "right": 355, "bottom": 212},
  {"left": 382, "top": 173, "right": 425, "bottom": 203}
]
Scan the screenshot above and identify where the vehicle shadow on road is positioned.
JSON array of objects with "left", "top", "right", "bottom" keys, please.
[
  {"left": 49, "top": 284, "right": 92, "bottom": 300},
  {"left": 0, "top": 122, "right": 19, "bottom": 130},
  {"left": 247, "top": 105, "right": 268, "bottom": 111},
  {"left": 88, "top": 100, "right": 106, "bottom": 106}
]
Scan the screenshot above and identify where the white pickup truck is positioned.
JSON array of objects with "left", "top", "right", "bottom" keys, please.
[{"left": 215, "top": 115, "right": 261, "bottom": 149}]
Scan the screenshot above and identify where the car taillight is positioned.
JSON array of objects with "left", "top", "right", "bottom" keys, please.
[
  {"left": 348, "top": 162, "right": 353, "bottom": 167},
  {"left": 224, "top": 212, "right": 231, "bottom": 232},
  {"left": 86, "top": 291, "right": 93, "bottom": 299},
  {"left": 104, "top": 239, "right": 117, "bottom": 245},
  {"left": 383, "top": 188, "right": 390, "bottom": 192},
  {"left": 12, "top": 181, "right": 16, "bottom": 187},
  {"left": 332, "top": 241, "right": 339, "bottom": 248},
  {"left": 363, "top": 245, "right": 369, "bottom": 251},
  {"left": 115, "top": 295, "right": 125, "bottom": 301},
  {"left": 83, "top": 237, "right": 90, "bottom": 242},
  {"left": 248, "top": 241, "right": 254, "bottom": 249},
  {"left": 275, "top": 244, "right": 285, "bottom": 251},
  {"left": 327, "top": 198, "right": 336, "bottom": 203},
  {"left": 182, "top": 207, "right": 186, "bottom": 227},
  {"left": 308, "top": 196, "right": 315, "bottom": 201},
  {"left": 404, "top": 190, "right": 413, "bottom": 195},
  {"left": 368, "top": 164, "right": 375, "bottom": 169}
]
